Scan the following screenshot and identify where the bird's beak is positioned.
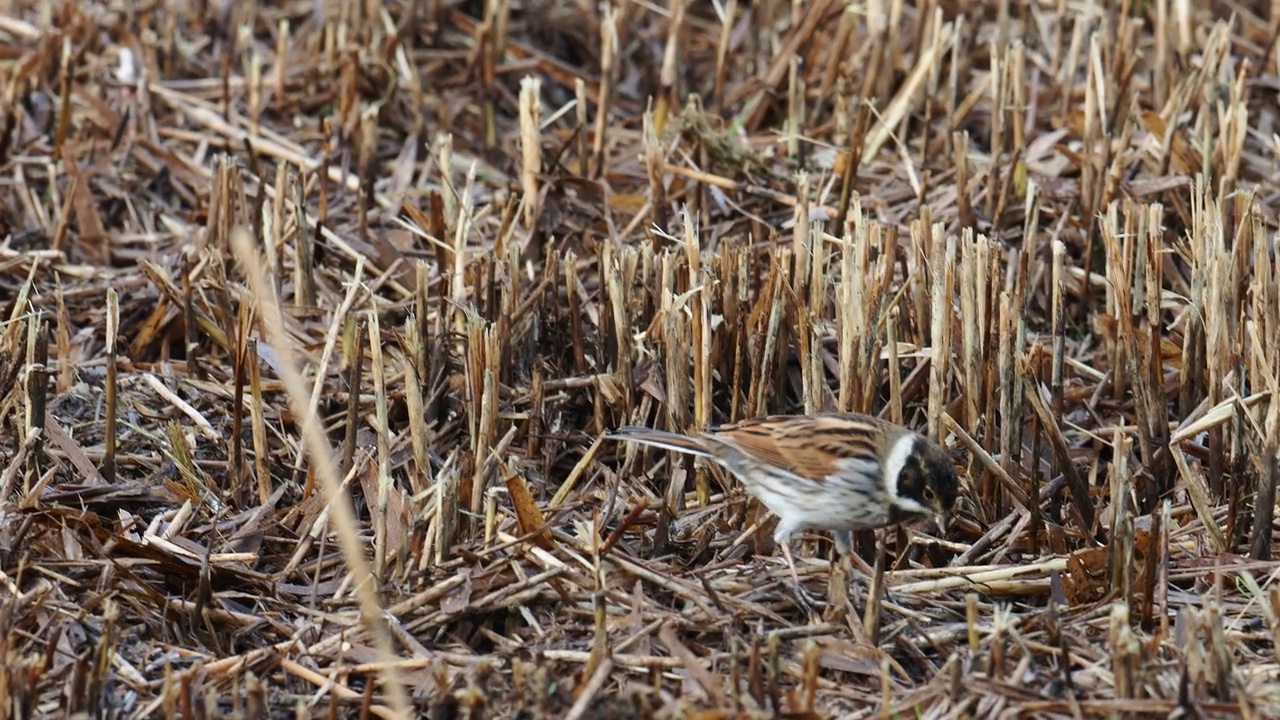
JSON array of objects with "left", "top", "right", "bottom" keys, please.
[{"left": 936, "top": 510, "right": 950, "bottom": 536}]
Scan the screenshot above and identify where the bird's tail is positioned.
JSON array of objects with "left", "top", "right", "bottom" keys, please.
[{"left": 607, "top": 426, "right": 713, "bottom": 458}]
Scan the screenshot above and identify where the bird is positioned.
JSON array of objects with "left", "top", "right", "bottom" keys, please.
[{"left": 608, "top": 412, "right": 961, "bottom": 598}]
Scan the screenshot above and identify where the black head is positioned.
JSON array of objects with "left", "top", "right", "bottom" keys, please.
[{"left": 890, "top": 434, "right": 962, "bottom": 532}]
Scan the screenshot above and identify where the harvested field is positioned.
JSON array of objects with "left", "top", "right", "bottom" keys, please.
[{"left": 3, "top": 0, "right": 1280, "bottom": 717}]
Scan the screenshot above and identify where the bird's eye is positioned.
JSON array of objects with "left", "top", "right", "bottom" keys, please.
[{"left": 924, "top": 487, "right": 936, "bottom": 501}]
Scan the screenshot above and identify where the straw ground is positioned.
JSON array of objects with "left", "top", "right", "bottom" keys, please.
[{"left": 2, "top": 0, "right": 1280, "bottom": 718}]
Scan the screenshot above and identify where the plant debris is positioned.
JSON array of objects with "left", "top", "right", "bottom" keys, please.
[{"left": 2, "top": 1, "right": 1280, "bottom": 718}]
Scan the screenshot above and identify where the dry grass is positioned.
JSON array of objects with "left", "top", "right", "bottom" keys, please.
[{"left": 2, "top": 0, "right": 1280, "bottom": 717}]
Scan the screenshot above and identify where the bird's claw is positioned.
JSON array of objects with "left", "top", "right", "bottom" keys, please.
[{"left": 787, "top": 578, "right": 822, "bottom": 616}]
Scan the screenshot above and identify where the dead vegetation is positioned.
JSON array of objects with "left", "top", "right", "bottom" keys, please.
[{"left": 2, "top": 0, "right": 1280, "bottom": 717}]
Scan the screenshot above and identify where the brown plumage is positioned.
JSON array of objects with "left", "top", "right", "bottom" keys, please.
[{"left": 609, "top": 413, "right": 960, "bottom": 589}]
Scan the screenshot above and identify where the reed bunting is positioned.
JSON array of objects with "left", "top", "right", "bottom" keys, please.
[{"left": 610, "top": 413, "right": 960, "bottom": 592}]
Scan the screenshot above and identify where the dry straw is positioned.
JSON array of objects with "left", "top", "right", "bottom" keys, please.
[{"left": 2, "top": 0, "right": 1280, "bottom": 718}]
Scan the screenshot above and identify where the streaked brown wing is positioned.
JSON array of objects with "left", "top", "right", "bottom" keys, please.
[{"left": 703, "top": 414, "right": 887, "bottom": 481}]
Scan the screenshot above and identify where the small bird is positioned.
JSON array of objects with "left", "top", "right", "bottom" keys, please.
[{"left": 609, "top": 413, "right": 960, "bottom": 594}]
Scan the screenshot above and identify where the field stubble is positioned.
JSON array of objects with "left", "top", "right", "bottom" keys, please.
[{"left": 2, "top": 0, "right": 1280, "bottom": 718}]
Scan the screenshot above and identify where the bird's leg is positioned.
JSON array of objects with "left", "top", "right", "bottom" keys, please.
[
  {"left": 778, "top": 541, "right": 820, "bottom": 613},
  {"left": 779, "top": 539, "right": 803, "bottom": 588},
  {"left": 775, "top": 525, "right": 819, "bottom": 613},
  {"left": 831, "top": 531, "right": 853, "bottom": 560},
  {"left": 825, "top": 531, "right": 854, "bottom": 616}
]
